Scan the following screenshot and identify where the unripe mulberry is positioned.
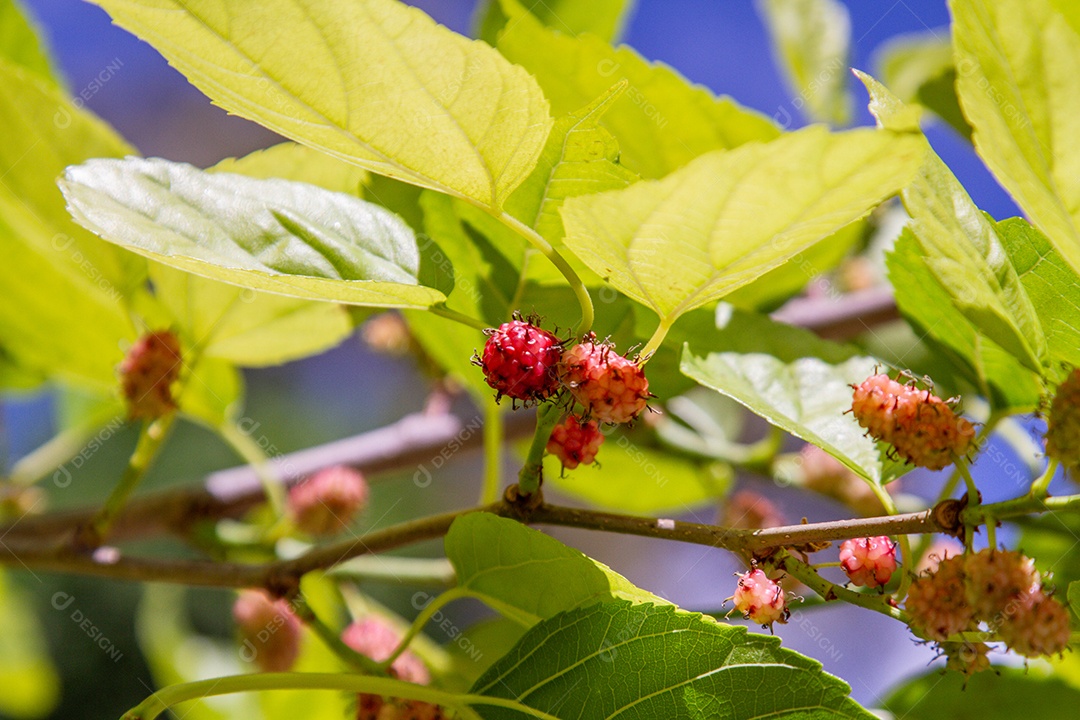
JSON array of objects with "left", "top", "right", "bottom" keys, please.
[
  {"left": 558, "top": 335, "right": 650, "bottom": 424},
  {"left": 942, "top": 641, "right": 992, "bottom": 678},
  {"left": 546, "top": 415, "right": 604, "bottom": 469},
  {"left": 341, "top": 617, "right": 429, "bottom": 685},
  {"left": 233, "top": 590, "right": 302, "bottom": 672},
  {"left": 119, "top": 330, "right": 182, "bottom": 420},
  {"left": 720, "top": 490, "right": 785, "bottom": 531},
  {"left": 850, "top": 373, "right": 975, "bottom": 471},
  {"left": 839, "top": 536, "right": 897, "bottom": 588},
  {"left": 964, "top": 549, "right": 1038, "bottom": 621},
  {"left": 1046, "top": 368, "right": 1080, "bottom": 474},
  {"left": 344, "top": 617, "right": 437, "bottom": 720},
  {"left": 905, "top": 554, "right": 974, "bottom": 641},
  {"left": 289, "top": 465, "right": 369, "bottom": 536},
  {"left": 729, "top": 568, "right": 789, "bottom": 627},
  {"left": 998, "top": 589, "right": 1071, "bottom": 658},
  {"left": 476, "top": 319, "right": 563, "bottom": 404},
  {"left": 797, "top": 444, "right": 886, "bottom": 516}
]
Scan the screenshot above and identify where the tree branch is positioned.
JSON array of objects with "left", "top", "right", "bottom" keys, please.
[
  {"left": 0, "top": 498, "right": 956, "bottom": 591},
  {"left": 1, "top": 407, "right": 535, "bottom": 543}
]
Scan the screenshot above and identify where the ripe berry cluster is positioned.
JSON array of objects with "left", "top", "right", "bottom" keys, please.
[
  {"left": 905, "top": 549, "right": 1070, "bottom": 672},
  {"left": 850, "top": 373, "right": 975, "bottom": 471},
  {"left": 476, "top": 317, "right": 650, "bottom": 469}
]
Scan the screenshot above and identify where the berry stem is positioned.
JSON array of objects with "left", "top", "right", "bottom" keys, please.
[
  {"left": 497, "top": 212, "right": 594, "bottom": 335},
  {"left": 81, "top": 414, "right": 176, "bottom": 547},
  {"left": 481, "top": 401, "right": 504, "bottom": 504},
  {"left": 777, "top": 551, "right": 909, "bottom": 623},
  {"left": 430, "top": 305, "right": 488, "bottom": 331},
  {"left": 8, "top": 402, "right": 122, "bottom": 486},
  {"left": 1030, "top": 458, "right": 1058, "bottom": 498},
  {"left": 640, "top": 314, "right": 676, "bottom": 361},
  {"left": 954, "top": 457, "right": 979, "bottom": 551},
  {"left": 292, "top": 596, "right": 384, "bottom": 674},
  {"left": 218, "top": 421, "right": 287, "bottom": 520},
  {"left": 378, "top": 586, "right": 471, "bottom": 674},
  {"left": 118, "top": 672, "right": 562, "bottom": 720},
  {"left": 867, "top": 482, "right": 914, "bottom": 602},
  {"left": 517, "top": 404, "right": 564, "bottom": 496}
]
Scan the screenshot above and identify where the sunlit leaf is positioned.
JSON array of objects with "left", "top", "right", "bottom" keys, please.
[
  {"left": 496, "top": 0, "right": 780, "bottom": 178},
  {"left": 61, "top": 157, "right": 446, "bottom": 309},
  {"left": 560, "top": 125, "right": 923, "bottom": 328},
  {"left": 758, "top": 0, "right": 853, "bottom": 125},
  {"left": 90, "top": 0, "right": 551, "bottom": 207}
]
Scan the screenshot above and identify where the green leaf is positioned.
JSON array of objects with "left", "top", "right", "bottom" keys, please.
[
  {"left": 560, "top": 125, "right": 923, "bottom": 327},
  {"left": 874, "top": 30, "right": 972, "bottom": 140},
  {"left": 680, "top": 306, "right": 908, "bottom": 485},
  {"left": 996, "top": 217, "right": 1080, "bottom": 374},
  {"left": 757, "top": 0, "right": 853, "bottom": 125},
  {"left": 90, "top": 0, "right": 551, "bottom": 208},
  {"left": 884, "top": 667, "right": 1080, "bottom": 719},
  {"left": 61, "top": 157, "right": 446, "bottom": 309},
  {"left": 725, "top": 220, "right": 865, "bottom": 312},
  {"left": 496, "top": 0, "right": 780, "bottom": 178},
  {"left": 1070, "top": 581, "right": 1080, "bottom": 627},
  {"left": 149, "top": 264, "right": 353, "bottom": 368},
  {"left": 0, "top": 571, "right": 60, "bottom": 719},
  {"left": 543, "top": 429, "right": 731, "bottom": 514},
  {"left": 0, "top": 211, "right": 131, "bottom": 390},
  {"left": 506, "top": 83, "right": 640, "bottom": 285},
  {"left": 445, "top": 513, "right": 670, "bottom": 627},
  {"left": 0, "top": 0, "right": 60, "bottom": 84},
  {"left": 476, "top": 0, "right": 636, "bottom": 45},
  {"left": 470, "top": 601, "right": 873, "bottom": 720},
  {"left": 445, "top": 617, "right": 527, "bottom": 690},
  {"left": 886, "top": 228, "right": 1040, "bottom": 413},
  {"left": 951, "top": 0, "right": 1080, "bottom": 279},
  {"left": 211, "top": 142, "right": 367, "bottom": 195},
  {"left": 0, "top": 58, "right": 140, "bottom": 292},
  {"left": 857, "top": 70, "right": 1048, "bottom": 374}
]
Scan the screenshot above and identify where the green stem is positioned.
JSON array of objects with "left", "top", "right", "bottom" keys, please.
[
  {"left": 379, "top": 587, "right": 471, "bottom": 673},
  {"left": 9, "top": 403, "right": 122, "bottom": 486},
  {"left": 480, "top": 402, "right": 503, "bottom": 505},
  {"left": 292, "top": 598, "right": 383, "bottom": 674},
  {"left": 954, "top": 458, "right": 979, "bottom": 551},
  {"left": 430, "top": 305, "right": 488, "bottom": 331},
  {"left": 85, "top": 414, "right": 176, "bottom": 545},
  {"left": 219, "top": 421, "right": 286, "bottom": 519},
  {"left": 639, "top": 315, "right": 675, "bottom": 361},
  {"left": 868, "top": 482, "right": 914, "bottom": 603},
  {"left": 497, "top": 212, "right": 593, "bottom": 335},
  {"left": 1030, "top": 459, "right": 1058, "bottom": 498},
  {"left": 118, "top": 672, "right": 562, "bottom": 720},
  {"left": 779, "top": 552, "right": 908, "bottom": 623},
  {"left": 517, "top": 404, "right": 563, "bottom": 496},
  {"left": 327, "top": 556, "right": 456, "bottom": 586}
]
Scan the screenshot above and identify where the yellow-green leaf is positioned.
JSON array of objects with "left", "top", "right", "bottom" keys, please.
[
  {"left": 61, "top": 157, "right": 446, "bottom": 309},
  {"left": 211, "top": 142, "right": 367, "bottom": 195},
  {"left": 758, "top": 0, "right": 853, "bottom": 125},
  {"left": 559, "top": 125, "right": 923, "bottom": 328},
  {"left": 90, "top": 0, "right": 552, "bottom": 208},
  {"left": 496, "top": 0, "right": 780, "bottom": 178},
  {"left": 857, "top": 70, "right": 1047, "bottom": 373},
  {"left": 951, "top": 0, "right": 1080, "bottom": 278},
  {"left": 0, "top": 571, "right": 60, "bottom": 719},
  {"left": 0, "top": 0, "right": 60, "bottom": 84}
]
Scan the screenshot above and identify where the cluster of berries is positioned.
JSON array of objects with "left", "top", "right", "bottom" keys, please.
[
  {"left": 850, "top": 373, "right": 975, "bottom": 471},
  {"left": 233, "top": 593, "right": 442, "bottom": 719},
  {"left": 905, "top": 549, "right": 1070, "bottom": 673},
  {"left": 118, "top": 330, "right": 183, "bottom": 420},
  {"left": 477, "top": 317, "right": 650, "bottom": 469},
  {"left": 839, "top": 536, "right": 898, "bottom": 589},
  {"left": 1046, "top": 368, "right": 1080, "bottom": 475}
]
